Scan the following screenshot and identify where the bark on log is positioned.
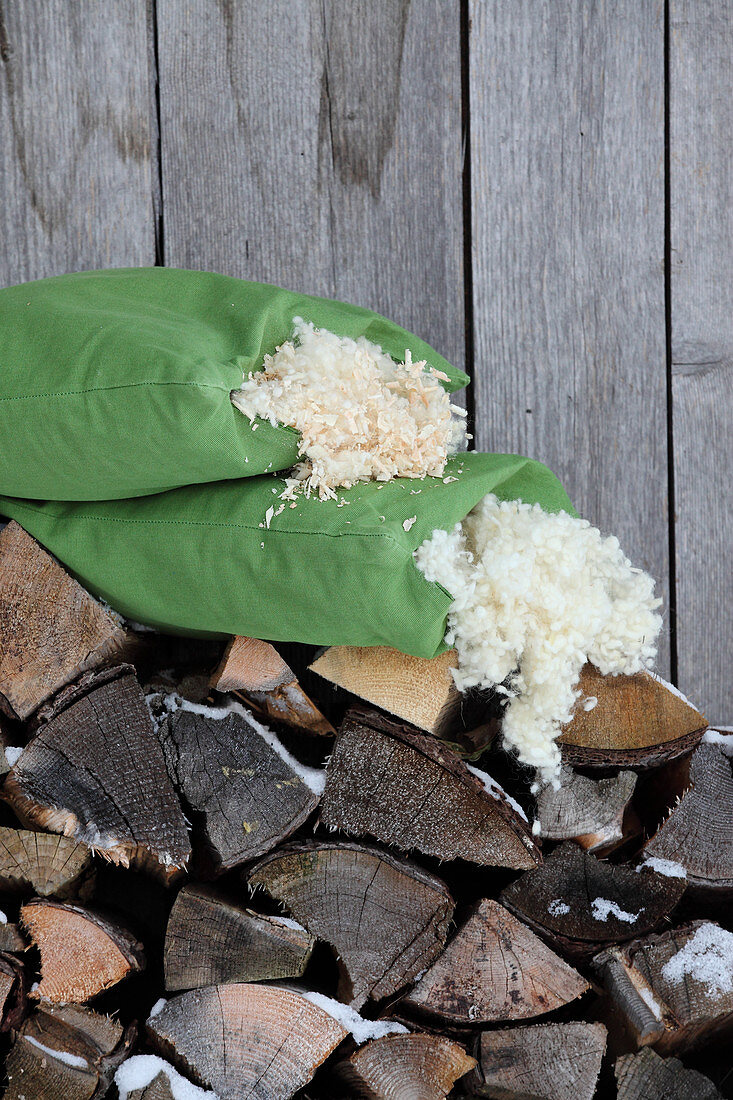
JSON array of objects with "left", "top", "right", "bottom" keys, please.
[
  {"left": 0, "top": 827, "right": 93, "bottom": 898},
  {"left": 593, "top": 921, "right": 733, "bottom": 1054},
  {"left": 3, "top": 1002, "right": 133, "bottom": 1100},
  {"left": 309, "top": 645, "right": 477, "bottom": 739},
  {"left": 500, "top": 842, "right": 685, "bottom": 961},
  {"left": 0, "top": 522, "right": 127, "bottom": 720},
  {"left": 320, "top": 705, "right": 540, "bottom": 869},
  {"left": 615, "top": 1047, "right": 724, "bottom": 1099},
  {"left": 146, "top": 983, "right": 348, "bottom": 1100},
  {"left": 164, "top": 883, "right": 315, "bottom": 992},
  {"left": 558, "top": 664, "right": 707, "bottom": 768},
  {"left": 535, "top": 765, "right": 638, "bottom": 854},
  {"left": 642, "top": 732, "right": 733, "bottom": 889},
  {"left": 402, "top": 899, "right": 589, "bottom": 1024},
  {"left": 336, "top": 1033, "right": 476, "bottom": 1099},
  {"left": 475, "top": 1021, "right": 608, "bottom": 1100},
  {"left": 0, "top": 952, "right": 27, "bottom": 1031},
  {"left": 3, "top": 665, "right": 191, "bottom": 881},
  {"left": 21, "top": 898, "right": 145, "bottom": 1003},
  {"left": 210, "top": 635, "right": 335, "bottom": 735},
  {"left": 157, "top": 705, "right": 320, "bottom": 872},
  {"left": 249, "top": 841, "right": 454, "bottom": 1009}
]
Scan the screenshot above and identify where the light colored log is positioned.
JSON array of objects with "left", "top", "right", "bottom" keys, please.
[
  {"left": 558, "top": 664, "right": 707, "bottom": 768},
  {"left": 211, "top": 636, "right": 334, "bottom": 735},
  {"left": 21, "top": 899, "right": 145, "bottom": 1003},
  {"left": 309, "top": 645, "right": 463, "bottom": 736}
]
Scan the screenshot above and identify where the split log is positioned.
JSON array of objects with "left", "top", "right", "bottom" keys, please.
[
  {"left": 476, "top": 1021, "right": 608, "bottom": 1100},
  {"left": 336, "top": 1033, "right": 476, "bottom": 1100},
  {"left": 320, "top": 705, "right": 540, "bottom": 869},
  {"left": 147, "top": 983, "right": 347, "bottom": 1100},
  {"left": 593, "top": 921, "right": 733, "bottom": 1054},
  {"left": 0, "top": 952, "right": 27, "bottom": 1031},
  {"left": 0, "top": 921, "right": 27, "bottom": 953},
  {"left": 4, "top": 1002, "right": 133, "bottom": 1100},
  {"left": 615, "top": 1047, "right": 724, "bottom": 1099},
  {"left": 0, "top": 522, "right": 127, "bottom": 720},
  {"left": 3, "top": 665, "right": 191, "bottom": 881},
  {"left": 558, "top": 663, "right": 707, "bottom": 768},
  {"left": 500, "top": 842, "right": 685, "bottom": 961},
  {"left": 164, "top": 883, "right": 315, "bottom": 991},
  {"left": 0, "top": 827, "right": 93, "bottom": 898},
  {"left": 642, "top": 732, "right": 733, "bottom": 889},
  {"left": 21, "top": 898, "right": 145, "bottom": 1003},
  {"left": 402, "top": 899, "right": 589, "bottom": 1024},
  {"left": 535, "top": 765, "right": 638, "bottom": 854},
  {"left": 157, "top": 705, "right": 320, "bottom": 872},
  {"left": 210, "top": 635, "right": 335, "bottom": 735},
  {"left": 309, "top": 645, "right": 467, "bottom": 738},
  {"left": 249, "top": 841, "right": 454, "bottom": 1009}
]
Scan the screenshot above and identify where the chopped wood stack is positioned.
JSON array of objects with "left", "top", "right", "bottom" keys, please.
[{"left": 0, "top": 521, "right": 729, "bottom": 1098}]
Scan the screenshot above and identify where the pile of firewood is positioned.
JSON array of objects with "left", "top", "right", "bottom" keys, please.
[{"left": 0, "top": 518, "right": 731, "bottom": 1099}]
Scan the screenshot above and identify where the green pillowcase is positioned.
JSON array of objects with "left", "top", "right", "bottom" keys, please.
[
  {"left": 0, "top": 453, "right": 574, "bottom": 652},
  {"left": 0, "top": 267, "right": 468, "bottom": 502}
]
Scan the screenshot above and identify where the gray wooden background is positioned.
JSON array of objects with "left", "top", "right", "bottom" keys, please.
[{"left": 1, "top": 0, "right": 730, "bottom": 722}]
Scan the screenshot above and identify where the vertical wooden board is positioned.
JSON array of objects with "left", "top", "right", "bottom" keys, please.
[
  {"left": 157, "top": 0, "right": 465, "bottom": 374},
  {"left": 670, "top": 1, "right": 733, "bottom": 721},
  {"left": 469, "top": 2, "right": 669, "bottom": 669},
  {"left": 0, "top": 0, "right": 154, "bottom": 287}
]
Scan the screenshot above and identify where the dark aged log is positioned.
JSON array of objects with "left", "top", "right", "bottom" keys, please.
[
  {"left": 147, "top": 983, "right": 347, "bottom": 1100},
  {"left": 0, "top": 522, "right": 127, "bottom": 720},
  {"left": 210, "top": 635, "right": 335, "bottom": 735},
  {"left": 4, "top": 1002, "right": 134, "bottom": 1100},
  {"left": 157, "top": 705, "right": 320, "bottom": 872},
  {"left": 0, "top": 921, "right": 27, "bottom": 953},
  {"left": 615, "top": 1047, "right": 724, "bottom": 1099},
  {"left": 0, "top": 952, "right": 27, "bottom": 1031},
  {"left": 535, "top": 765, "right": 638, "bottom": 853},
  {"left": 500, "top": 842, "right": 685, "bottom": 961},
  {"left": 475, "top": 1021, "right": 608, "bottom": 1100},
  {"left": 21, "top": 899, "right": 145, "bottom": 1003},
  {"left": 402, "top": 899, "right": 589, "bottom": 1024},
  {"left": 642, "top": 731, "right": 733, "bottom": 889},
  {"left": 336, "top": 1033, "right": 476, "bottom": 1100},
  {"left": 320, "top": 706, "right": 540, "bottom": 869},
  {"left": 164, "top": 883, "right": 315, "bottom": 992},
  {"left": 3, "top": 665, "right": 191, "bottom": 881},
  {"left": 558, "top": 663, "right": 707, "bottom": 768},
  {"left": 309, "top": 645, "right": 467, "bottom": 737},
  {"left": 249, "top": 841, "right": 454, "bottom": 1009},
  {"left": 593, "top": 920, "right": 733, "bottom": 1055},
  {"left": 0, "top": 828, "right": 93, "bottom": 899}
]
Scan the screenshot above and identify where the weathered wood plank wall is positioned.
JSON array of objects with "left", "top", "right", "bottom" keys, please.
[
  {"left": 670, "top": 0, "right": 732, "bottom": 721},
  {"left": 0, "top": 0, "right": 730, "bottom": 718},
  {"left": 469, "top": 0, "right": 670, "bottom": 673},
  {"left": 0, "top": 0, "right": 154, "bottom": 283},
  {"left": 157, "top": 0, "right": 465, "bottom": 379}
]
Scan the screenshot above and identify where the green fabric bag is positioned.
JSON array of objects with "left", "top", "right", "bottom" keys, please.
[
  {"left": 0, "top": 453, "right": 574, "bottom": 653},
  {"left": 0, "top": 267, "right": 468, "bottom": 502}
]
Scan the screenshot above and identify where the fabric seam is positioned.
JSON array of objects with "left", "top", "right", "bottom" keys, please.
[{"left": 0, "top": 380, "right": 235, "bottom": 402}]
